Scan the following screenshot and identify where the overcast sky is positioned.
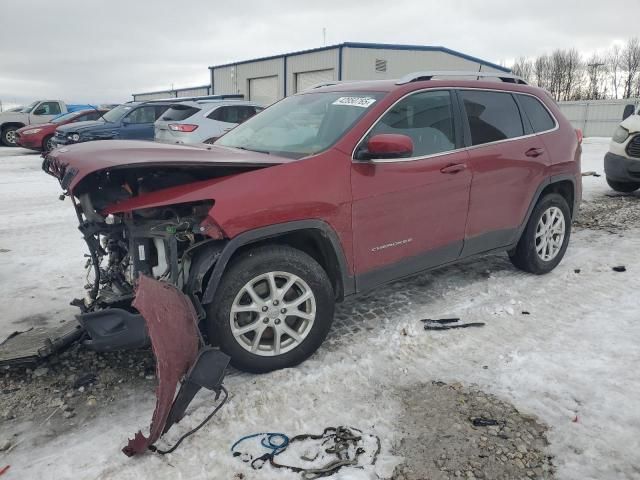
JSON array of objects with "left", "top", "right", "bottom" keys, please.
[{"left": 1, "top": 0, "right": 636, "bottom": 107}]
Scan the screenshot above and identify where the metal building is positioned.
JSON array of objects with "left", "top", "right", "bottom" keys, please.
[
  {"left": 132, "top": 84, "right": 212, "bottom": 102},
  {"left": 557, "top": 98, "right": 640, "bottom": 137},
  {"left": 209, "top": 42, "right": 509, "bottom": 105}
]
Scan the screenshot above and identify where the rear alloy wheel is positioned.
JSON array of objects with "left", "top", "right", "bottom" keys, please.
[
  {"left": 1, "top": 127, "right": 18, "bottom": 147},
  {"left": 509, "top": 193, "right": 571, "bottom": 274},
  {"left": 606, "top": 177, "right": 640, "bottom": 193},
  {"left": 208, "top": 245, "right": 334, "bottom": 373},
  {"left": 43, "top": 135, "right": 56, "bottom": 152}
]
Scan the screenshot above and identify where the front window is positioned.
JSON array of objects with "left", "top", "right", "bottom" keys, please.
[
  {"left": 102, "top": 105, "right": 133, "bottom": 123},
  {"left": 216, "top": 92, "right": 384, "bottom": 158}
]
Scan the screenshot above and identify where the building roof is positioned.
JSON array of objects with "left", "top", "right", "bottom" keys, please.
[
  {"left": 208, "top": 42, "right": 510, "bottom": 73},
  {"left": 132, "top": 84, "right": 211, "bottom": 97}
]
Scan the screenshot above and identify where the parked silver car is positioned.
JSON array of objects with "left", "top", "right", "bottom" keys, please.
[{"left": 155, "top": 99, "right": 263, "bottom": 144}]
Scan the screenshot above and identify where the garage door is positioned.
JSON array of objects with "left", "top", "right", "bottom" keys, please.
[
  {"left": 248, "top": 76, "right": 279, "bottom": 105},
  {"left": 295, "top": 69, "right": 335, "bottom": 92}
]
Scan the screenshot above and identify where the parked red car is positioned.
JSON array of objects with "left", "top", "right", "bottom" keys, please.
[
  {"left": 16, "top": 108, "right": 108, "bottom": 152},
  {"left": 43, "top": 72, "right": 581, "bottom": 373}
]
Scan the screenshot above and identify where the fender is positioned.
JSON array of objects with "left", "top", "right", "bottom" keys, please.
[
  {"left": 515, "top": 174, "right": 578, "bottom": 241},
  {"left": 201, "top": 220, "right": 354, "bottom": 305}
]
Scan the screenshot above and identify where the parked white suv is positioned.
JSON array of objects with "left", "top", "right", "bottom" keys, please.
[
  {"left": 155, "top": 99, "right": 263, "bottom": 145},
  {"left": 605, "top": 104, "right": 640, "bottom": 192}
]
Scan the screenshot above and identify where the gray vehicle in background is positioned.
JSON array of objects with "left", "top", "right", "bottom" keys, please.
[{"left": 155, "top": 99, "right": 263, "bottom": 145}]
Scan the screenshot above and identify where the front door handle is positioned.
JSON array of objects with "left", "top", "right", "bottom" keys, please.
[
  {"left": 440, "top": 163, "right": 467, "bottom": 174},
  {"left": 525, "top": 147, "right": 544, "bottom": 158}
]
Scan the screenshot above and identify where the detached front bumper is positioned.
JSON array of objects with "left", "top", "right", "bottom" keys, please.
[{"left": 604, "top": 152, "right": 640, "bottom": 182}]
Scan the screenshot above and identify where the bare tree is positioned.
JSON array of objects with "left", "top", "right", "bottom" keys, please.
[
  {"left": 511, "top": 56, "right": 534, "bottom": 83},
  {"left": 608, "top": 44, "right": 623, "bottom": 99},
  {"left": 622, "top": 37, "right": 640, "bottom": 98}
]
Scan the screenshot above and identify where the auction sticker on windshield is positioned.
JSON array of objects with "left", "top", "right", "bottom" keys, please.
[{"left": 332, "top": 97, "right": 377, "bottom": 108}]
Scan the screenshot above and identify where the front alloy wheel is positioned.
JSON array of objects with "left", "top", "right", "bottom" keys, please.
[
  {"left": 208, "top": 245, "right": 334, "bottom": 373},
  {"left": 230, "top": 271, "right": 316, "bottom": 356}
]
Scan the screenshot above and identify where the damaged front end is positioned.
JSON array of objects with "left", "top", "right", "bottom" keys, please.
[{"left": 38, "top": 142, "right": 277, "bottom": 453}]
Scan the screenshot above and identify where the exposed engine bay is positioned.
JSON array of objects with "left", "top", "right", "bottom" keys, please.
[{"left": 53, "top": 163, "right": 261, "bottom": 349}]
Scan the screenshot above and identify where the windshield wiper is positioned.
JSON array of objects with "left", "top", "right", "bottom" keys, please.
[{"left": 235, "top": 146, "right": 271, "bottom": 155}]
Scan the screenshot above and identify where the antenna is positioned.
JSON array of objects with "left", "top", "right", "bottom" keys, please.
[{"left": 322, "top": 27, "right": 326, "bottom": 46}]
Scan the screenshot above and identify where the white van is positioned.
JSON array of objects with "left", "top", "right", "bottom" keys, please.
[{"left": 605, "top": 104, "right": 640, "bottom": 192}]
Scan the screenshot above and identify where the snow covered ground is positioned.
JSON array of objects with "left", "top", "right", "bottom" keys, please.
[{"left": 1, "top": 139, "right": 640, "bottom": 479}]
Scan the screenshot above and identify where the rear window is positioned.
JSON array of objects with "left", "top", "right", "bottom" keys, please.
[
  {"left": 461, "top": 91, "right": 524, "bottom": 146},
  {"left": 207, "top": 105, "right": 260, "bottom": 123},
  {"left": 517, "top": 94, "right": 556, "bottom": 133},
  {"left": 161, "top": 105, "right": 201, "bottom": 121}
]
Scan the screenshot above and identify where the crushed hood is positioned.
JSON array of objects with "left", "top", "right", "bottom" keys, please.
[
  {"left": 43, "top": 140, "right": 291, "bottom": 192},
  {"left": 55, "top": 120, "right": 106, "bottom": 133}
]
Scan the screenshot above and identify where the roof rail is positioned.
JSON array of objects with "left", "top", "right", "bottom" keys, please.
[
  {"left": 396, "top": 71, "right": 527, "bottom": 85},
  {"left": 306, "top": 81, "right": 344, "bottom": 90},
  {"left": 139, "top": 94, "right": 244, "bottom": 104}
]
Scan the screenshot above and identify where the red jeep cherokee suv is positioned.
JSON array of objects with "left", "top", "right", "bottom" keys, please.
[{"left": 43, "top": 72, "right": 581, "bottom": 373}]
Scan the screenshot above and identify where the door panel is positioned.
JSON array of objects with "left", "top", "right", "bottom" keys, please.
[
  {"left": 458, "top": 90, "right": 550, "bottom": 256},
  {"left": 350, "top": 89, "right": 471, "bottom": 288},
  {"left": 352, "top": 151, "right": 471, "bottom": 287}
]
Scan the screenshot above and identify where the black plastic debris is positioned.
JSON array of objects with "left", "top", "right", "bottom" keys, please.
[
  {"left": 73, "top": 373, "right": 97, "bottom": 389},
  {"left": 521, "top": 311, "right": 531, "bottom": 315},
  {"left": 422, "top": 318, "right": 485, "bottom": 330},
  {"left": 612, "top": 266, "right": 627, "bottom": 272},
  {"left": 471, "top": 417, "right": 500, "bottom": 427},
  {"left": 581, "top": 171, "right": 601, "bottom": 177},
  {"left": 574, "top": 269, "right": 581, "bottom": 274}
]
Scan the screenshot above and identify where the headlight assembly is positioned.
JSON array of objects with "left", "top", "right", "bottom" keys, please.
[
  {"left": 23, "top": 128, "right": 42, "bottom": 135},
  {"left": 612, "top": 126, "right": 630, "bottom": 144}
]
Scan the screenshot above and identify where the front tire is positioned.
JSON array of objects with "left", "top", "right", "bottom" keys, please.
[
  {"left": 207, "top": 245, "right": 335, "bottom": 373},
  {"left": 606, "top": 177, "right": 640, "bottom": 193},
  {"left": 509, "top": 193, "right": 571, "bottom": 274},
  {"left": 1, "top": 126, "right": 18, "bottom": 147},
  {"left": 42, "top": 135, "right": 55, "bottom": 152}
]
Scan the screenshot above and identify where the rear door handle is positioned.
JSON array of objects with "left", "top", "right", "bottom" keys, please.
[
  {"left": 440, "top": 163, "right": 467, "bottom": 174},
  {"left": 525, "top": 147, "right": 544, "bottom": 158}
]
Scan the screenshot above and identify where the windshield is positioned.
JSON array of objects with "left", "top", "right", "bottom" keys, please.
[
  {"left": 52, "top": 112, "right": 82, "bottom": 124},
  {"left": 102, "top": 104, "right": 133, "bottom": 123},
  {"left": 20, "top": 101, "right": 39, "bottom": 113},
  {"left": 216, "top": 91, "right": 384, "bottom": 158}
]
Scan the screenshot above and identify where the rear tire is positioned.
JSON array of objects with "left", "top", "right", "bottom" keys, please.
[
  {"left": 206, "top": 245, "right": 335, "bottom": 373},
  {"left": 606, "top": 177, "right": 640, "bottom": 193},
  {"left": 509, "top": 193, "right": 571, "bottom": 274},
  {"left": 1, "top": 126, "right": 18, "bottom": 147}
]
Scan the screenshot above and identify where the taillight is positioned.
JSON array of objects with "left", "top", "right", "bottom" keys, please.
[
  {"left": 168, "top": 124, "right": 198, "bottom": 132},
  {"left": 575, "top": 128, "right": 583, "bottom": 144}
]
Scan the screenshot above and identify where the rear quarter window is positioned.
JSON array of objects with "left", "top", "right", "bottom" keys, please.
[
  {"left": 461, "top": 90, "right": 524, "bottom": 145},
  {"left": 517, "top": 94, "right": 556, "bottom": 133}
]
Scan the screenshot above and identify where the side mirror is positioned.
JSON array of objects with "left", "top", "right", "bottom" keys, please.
[
  {"left": 622, "top": 104, "right": 635, "bottom": 121},
  {"left": 122, "top": 116, "right": 132, "bottom": 125},
  {"left": 357, "top": 133, "right": 414, "bottom": 161},
  {"left": 33, "top": 107, "right": 47, "bottom": 115}
]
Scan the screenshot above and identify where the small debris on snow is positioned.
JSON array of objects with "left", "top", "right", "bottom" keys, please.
[
  {"left": 612, "top": 266, "right": 627, "bottom": 272},
  {"left": 581, "top": 171, "right": 601, "bottom": 177},
  {"left": 521, "top": 311, "right": 531, "bottom": 315}
]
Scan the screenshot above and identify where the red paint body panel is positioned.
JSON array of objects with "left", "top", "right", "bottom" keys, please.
[
  {"left": 351, "top": 150, "right": 471, "bottom": 273},
  {"left": 464, "top": 137, "right": 550, "bottom": 239},
  {"left": 123, "top": 275, "right": 200, "bottom": 456},
  {"left": 47, "top": 140, "right": 290, "bottom": 191}
]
